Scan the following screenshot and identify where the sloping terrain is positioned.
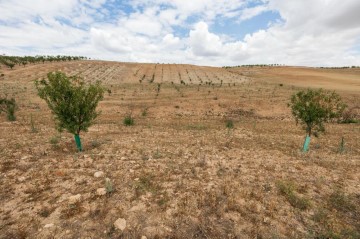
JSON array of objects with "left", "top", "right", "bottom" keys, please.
[{"left": 0, "top": 61, "right": 359, "bottom": 239}]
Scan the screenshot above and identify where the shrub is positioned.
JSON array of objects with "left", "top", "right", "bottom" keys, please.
[
  {"left": 35, "top": 71, "right": 104, "bottom": 151},
  {"left": 277, "top": 181, "right": 311, "bottom": 210},
  {"left": 0, "top": 97, "right": 17, "bottom": 121},
  {"left": 226, "top": 119, "right": 234, "bottom": 129},
  {"left": 123, "top": 114, "right": 134, "bottom": 126},
  {"left": 289, "top": 88, "right": 346, "bottom": 152}
]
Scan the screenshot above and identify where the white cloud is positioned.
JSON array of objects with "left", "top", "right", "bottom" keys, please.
[
  {"left": 0, "top": 0, "right": 359, "bottom": 66},
  {"left": 239, "top": 5, "right": 269, "bottom": 22}
]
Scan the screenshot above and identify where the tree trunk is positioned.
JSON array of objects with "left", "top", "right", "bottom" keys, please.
[
  {"left": 303, "top": 135, "right": 311, "bottom": 152},
  {"left": 74, "top": 134, "right": 82, "bottom": 152}
]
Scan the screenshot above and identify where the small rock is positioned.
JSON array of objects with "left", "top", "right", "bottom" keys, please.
[
  {"left": 121, "top": 156, "right": 126, "bottom": 160},
  {"left": 18, "top": 176, "right": 26, "bottom": 182},
  {"left": 63, "top": 148, "right": 69, "bottom": 152},
  {"left": 94, "top": 171, "right": 104, "bottom": 178},
  {"left": 263, "top": 217, "right": 270, "bottom": 224},
  {"left": 21, "top": 156, "right": 29, "bottom": 160},
  {"left": 129, "top": 169, "right": 134, "bottom": 173},
  {"left": 97, "top": 188, "right": 107, "bottom": 196},
  {"left": 141, "top": 236, "right": 147, "bottom": 239},
  {"left": 68, "top": 194, "right": 81, "bottom": 204},
  {"left": 114, "top": 218, "right": 126, "bottom": 231},
  {"left": 44, "top": 223, "right": 54, "bottom": 228}
]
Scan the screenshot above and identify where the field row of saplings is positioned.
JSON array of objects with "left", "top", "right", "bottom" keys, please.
[{"left": 0, "top": 61, "right": 251, "bottom": 101}]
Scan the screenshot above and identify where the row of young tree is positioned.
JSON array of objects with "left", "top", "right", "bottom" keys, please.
[
  {"left": 223, "top": 64, "right": 285, "bottom": 69},
  {"left": 0, "top": 55, "right": 88, "bottom": 69}
]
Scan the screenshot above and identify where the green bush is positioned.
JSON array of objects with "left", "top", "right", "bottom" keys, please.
[
  {"left": 123, "top": 114, "right": 134, "bottom": 126},
  {"left": 35, "top": 71, "right": 104, "bottom": 151},
  {"left": 0, "top": 97, "right": 17, "bottom": 121}
]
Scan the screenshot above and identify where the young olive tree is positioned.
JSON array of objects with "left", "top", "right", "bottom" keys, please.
[
  {"left": 289, "top": 88, "right": 346, "bottom": 152},
  {"left": 35, "top": 72, "right": 104, "bottom": 151}
]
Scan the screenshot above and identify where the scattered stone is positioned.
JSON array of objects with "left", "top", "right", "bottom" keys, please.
[
  {"left": 21, "top": 156, "right": 29, "bottom": 160},
  {"left": 263, "top": 217, "right": 270, "bottom": 224},
  {"left": 44, "top": 223, "right": 54, "bottom": 228},
  {"left": 94, "top": 171, "right": 104, "bottom": 178},
  {"left": 129, "top": 169, "right": 134, "bottom": 173},
  {"left": 121, "top": 156, "right": 126, "bottom": 160},
  {"left": 68, "top": 194, "right": 81, "bottom": 204},
  {"left": 141, "top": 236, "right": 147, "bottom": 239},
  {"left": 114, "top": 218, "right": 126, "bottom": 231},
  {"left": 63, "top": 148, "right": 69, "bottom": 152},
  {"left": 18, "top": 176, "right": 26, "bottom": 182},
  {"left": 97, "top": 188, "right": 107, "bottom": 196}
]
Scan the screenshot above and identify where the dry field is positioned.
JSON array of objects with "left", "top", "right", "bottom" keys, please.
[{"left": 0, "top": 61, "right": 359, "bottom": 239}]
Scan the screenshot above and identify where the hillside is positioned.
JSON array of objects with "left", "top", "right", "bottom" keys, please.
[{"left": 0, "top": 60, "right": 359, "bottom": 238}]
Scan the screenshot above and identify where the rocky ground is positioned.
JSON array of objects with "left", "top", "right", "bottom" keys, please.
[{"left": 0, "top": 61, "right": 359, "bottom": 238}]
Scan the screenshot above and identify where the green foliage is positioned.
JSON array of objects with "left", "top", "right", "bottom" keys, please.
[
  {"left": 276, "top": 180, "right": 311, "bottom": 210},
  {"left": 105, "top": 179, "right": 114, "bottom": 195},
  {"left": 0, "top": 97, "right": 17, "bottom": 121},
  {"left": 289, "top": 89, "right": 346, "bottom": 137},
  {"left": 123, "top": 114, "right": 134, "bottom": 126},
  {"left": 226, "top": 119, "right": 234, "bottom": 129},
  {"left": 35, "top": 71, "right": 104, "bottom": 135}
]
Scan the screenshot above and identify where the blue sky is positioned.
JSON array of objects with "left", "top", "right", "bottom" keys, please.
[{"left": 0, "top": 0, "right": 360, "bottom": 66}]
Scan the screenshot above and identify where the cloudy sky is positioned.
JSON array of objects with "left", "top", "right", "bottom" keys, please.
[{"left": 1, "top": 0, "right": 360, "bottom": 66}]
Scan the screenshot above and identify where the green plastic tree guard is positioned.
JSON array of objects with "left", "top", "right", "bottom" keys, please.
[
  {"left": 303, "top": 135, "right": 311, "bottom": 152},
  {"left": 74, "top": 134, "right": 82, "bottom": 152}
]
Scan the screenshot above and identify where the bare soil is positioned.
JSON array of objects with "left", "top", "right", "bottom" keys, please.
[{"left": 0, "top": 61, "right": 359, "bottom": 239}]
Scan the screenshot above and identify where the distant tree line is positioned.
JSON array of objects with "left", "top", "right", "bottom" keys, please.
[
  {"left": 0, "top": 55, "right": 88, "bottom": 69},
  {"left": 318, "top": 66, "right": 360, "bottom": 69},
  {"left": 222, "top": 64, "right": 285, "bottom": 69}
]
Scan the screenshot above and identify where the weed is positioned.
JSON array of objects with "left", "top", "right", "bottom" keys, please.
[
  {"left": 276, "top": 180, "right": 311, "bottom": 210},
  {"left": 91, "top": 139, "right": 101, "bottom": 148},
  {"left": 153, "top": 147, "right": 162, "bottom": 159},
  {"left": 142, "top": 107, "right": 148, "bottom": 117},
  {"left": 38, "top": 206, "right": 55, "bottom": 218},
  {"left": 134, "top": 173, "right": 160, "bottom": 198},
  {"left": 30, "top": 113, "right": 38, "bottom": 133},
  {"left": 226, "top": 119, "right": 234, "bottom": 129},
  {"left": 328, "top": 190, "right": 355, "bottom": 213},
  {"left": 186, "top": 124, "right": 207, "bottom": 130},
  {"left": 61, "top": 201, "right": 84, "bottom": 219},
  {"left": 50, "top": 135, "right": 60, "bottom": 145},
  {"left": 337, "top": 137, "right": 345, "bottom": 154},
  {"left": 123, "top": 114, "right": 134, "bottom": 126},
  {"left": 105, "top": 178, "right": 114, "bottom": 195}
]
